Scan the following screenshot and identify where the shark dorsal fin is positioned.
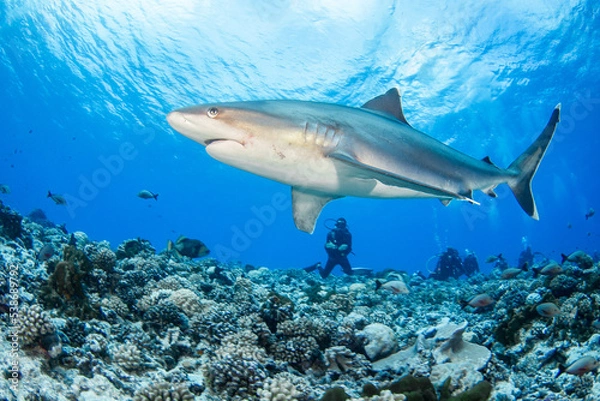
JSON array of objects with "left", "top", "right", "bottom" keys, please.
[
  {"left": 291, "top": 187, "right": 339, "bottom": 234},
  {"left": 361, "top": 88, "right": 411, "bottom": 126}
]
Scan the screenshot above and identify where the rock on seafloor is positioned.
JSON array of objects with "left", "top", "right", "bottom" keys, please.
[{"left": 1, "top": 199, "right": 600, "bottom": 401}]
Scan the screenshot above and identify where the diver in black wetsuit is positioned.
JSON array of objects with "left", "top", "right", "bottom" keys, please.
[
  {"left": 429, "top": 248, "right": 480, "bottom": 280},
  {"left": 304, "top": 217, "right": 353, "bottom": 279},
  {"left": 429, "top": 247, "right": 463, "bottom": 280}
]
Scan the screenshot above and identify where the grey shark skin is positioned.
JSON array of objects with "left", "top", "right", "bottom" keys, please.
[{"left": 167, "top": 89, "right": 560, "bottom": 233}]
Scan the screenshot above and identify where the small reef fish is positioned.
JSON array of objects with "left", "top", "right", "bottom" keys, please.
[
  {"left": 556, "top": 356, "right": 600, "bottom": 377},
  {"left": 137, "top": 190, "right": 159, "bottom": 200},
  {"left": 350, "top": 267, "right": 373, "bottom": 276},
  {"left": 485, "top": 253, "right": 503, "bottom": 263},
  {"left": 47, "top": 191, "right": 67, "bottom": 205},
  {"left": 536, "top": 302, "right": 561, "bottom": 318},
  {"left": 375, "top": 279, "right": 409, "bottom": 294},
  {"left": 561, "top": 250, "right": 594, "bottom": 269},
  {"left": 585, "top": 208, "right": 595, "bottom": 220},
  {"left": 532, "top": 261, "right": 562, "bottom": 277},
  {"left": 0, "top": 184, "right": 10, "bottom": 194},
  {"left": 501, "top": 263, "right": 528, "bottom": 279},
  {"left": 36, "top": 244, "right": 55, "bottom": 262},
  {"left": 167, "top": 235, "right": 209, "bottom": 258},
  {"left": 460, "top": 293, "right": 494, "bottom": 309}
]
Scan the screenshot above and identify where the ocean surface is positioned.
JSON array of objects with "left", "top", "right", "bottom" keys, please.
[{"left": 1, "top": 0, "right": 599, "bottom": 273}]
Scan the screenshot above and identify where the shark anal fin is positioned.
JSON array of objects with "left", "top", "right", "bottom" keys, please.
[
  {"left": 440, "top": 199, "right": 452, "bottom": 206},
  {"left": 291, "top": 188, "right": 339, "bottom": 234},
  {"left": 361, "top": 88, "right": 411, "bottom": 126}
]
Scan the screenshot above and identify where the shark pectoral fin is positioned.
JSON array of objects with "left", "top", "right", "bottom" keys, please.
[
  {"left": 361, "top": 88, "right": 411, "bottom": 126},
  {"left": 291, "top": 188, "right": 339, "bottom": 234}
]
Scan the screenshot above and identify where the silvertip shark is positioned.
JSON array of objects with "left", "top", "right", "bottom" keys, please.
[{"left": 167, "top": 88, "right": 560, "bottom": 233}]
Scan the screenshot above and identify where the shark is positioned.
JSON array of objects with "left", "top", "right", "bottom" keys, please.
[{"left": 167, "top": 88, "right": 560, "bottom": 233}]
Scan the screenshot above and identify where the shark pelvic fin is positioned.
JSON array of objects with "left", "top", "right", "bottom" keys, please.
[
  {"left": 361, "top": 88, "right": 411, "bottom": 126},
  {"left": 485, "top": 188, "right": 498, "bottom": 198},
  {"left": 291, "top": 188, "right": 339, "bottom": 234},
  {"left": 507, "top": 104, "right": 560, "bottom": 220}
]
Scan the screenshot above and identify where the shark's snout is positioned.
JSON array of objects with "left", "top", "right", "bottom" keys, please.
[{"left": 166, "top": 111, "right": 186, "bottom": 127}]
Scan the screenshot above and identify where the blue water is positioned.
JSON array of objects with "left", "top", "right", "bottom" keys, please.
[{"left": 1, "top": 1, "right": 599, "bottom": 274}]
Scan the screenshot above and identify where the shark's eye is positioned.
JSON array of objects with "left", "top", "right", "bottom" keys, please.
[{"left": 207, "top": 107, "right": 219, "bottom": 118}]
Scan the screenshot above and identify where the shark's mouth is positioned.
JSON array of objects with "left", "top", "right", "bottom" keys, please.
[
  {"left": 205, "top": 138, "right": 225, "bottom": 146},
  {"left": 205, "top": 138, "right": 244, "bottom": 147}
]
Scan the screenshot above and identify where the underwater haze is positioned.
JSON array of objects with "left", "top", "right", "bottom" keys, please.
[{"left": 1, "top": 0, "right": 599, "bottom": 273}]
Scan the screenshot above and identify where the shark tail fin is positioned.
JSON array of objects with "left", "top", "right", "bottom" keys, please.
[{"left": 507, "top": 104, "right": 560, "bottom": 220}]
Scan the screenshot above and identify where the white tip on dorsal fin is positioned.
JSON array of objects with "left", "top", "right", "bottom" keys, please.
[{"left": 361, "top": 87, "right": 411, "bottom": 126}]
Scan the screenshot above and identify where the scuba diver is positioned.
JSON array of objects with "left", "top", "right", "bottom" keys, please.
[
  {"left": 429, "top": 247, "right": 463, "bottom": 280},
  {"left": 429, "top": 248, "right": 480, "bottom": 280},
  {"left": 304, "top": 217, "right": 353, "bottom": 279},
  {"left": 462, "top": 251, "right": 480, "bottom": 276}
]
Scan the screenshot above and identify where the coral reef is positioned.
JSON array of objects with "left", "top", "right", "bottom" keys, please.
[
  {"left": 133, "top": 382, "right": 195, "bottom": 401},
  {"left": 16, "top": 304, "right": 56, "bottom": 345},
  {"left": 0, "top": 199, "right": 25, "bottom": 241},
  {"left": 257, "top": 375, "right": 303, "bottom": 401},
  {"left": 357, "top": 322, "right": 398, "bottom": 361},
  {"left": 0, "top": 201, "right": 599, "bottom": 400}
]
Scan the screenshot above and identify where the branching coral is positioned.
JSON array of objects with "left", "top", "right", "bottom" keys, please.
[
  {"left": 188, "top": 308, "right": 238, "bottom": 344},
  {"left": 84, "top": 243, "right": 116, "bottom": 271},
  {"left": 277, "top": 317, "right": 333, "bottom": 349},
  {"left": 168, "top": 288, "right": 201, "bottom": 316},
  {"left": 133, "top": 382, "right": 194, "bottom": 401},
  {"left": 144, "top": 301, "right": 189, "bottom": 333},
  {"left": 205, "top": 330, "right": 269, "bottom": 399},
  {"left": 258, "top": 375, "right": 303, "bottom": 401},
  {"left": 85, "top": 332, "right": 109, "bottom": 355},
  {"left": 100, "top": 294, "right": 130, "bottom": 317},
  {"left": 270, "top": 335, "right": 319, "bottom": 372},
  {"left": 16, "top": 304, "right": 56, "bottom": 345},
  {"left": 111, "top": 342, "right": 144, "bottom": 372}
]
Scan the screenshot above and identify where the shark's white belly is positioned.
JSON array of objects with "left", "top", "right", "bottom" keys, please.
[{"left": 206, "top": 139, "right": 438, "bottom": 199}]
